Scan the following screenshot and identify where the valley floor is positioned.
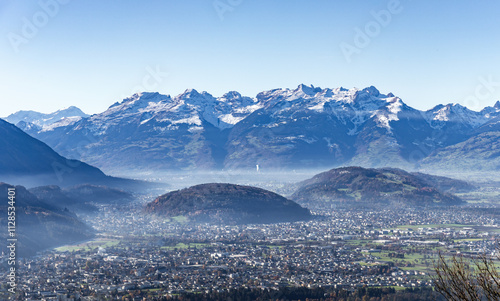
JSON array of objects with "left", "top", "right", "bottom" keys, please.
[{"left": 2, "top": 200, "right": 499, "bottom": 300}]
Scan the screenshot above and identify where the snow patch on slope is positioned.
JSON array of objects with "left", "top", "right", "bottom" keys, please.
[
  {"left": 40, "top": 116, "right": 83, "bottom": 132},
  {"left": 424, "top": 103, "right": 490, "bottom": 129},
  {"left": 372, "top": 98, "right": 402, "bottom": 131},
  {"left": 4, "top": 106, "right": 88, "bottom": 131}
]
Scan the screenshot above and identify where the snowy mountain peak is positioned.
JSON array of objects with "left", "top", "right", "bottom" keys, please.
[
  {"left": 130, "top": 92, "right": 167, "bottom": 102},
  {"left": 55, "top": 106, "right": 86, "bottom": 116},
  {"left": 295, "top": 84, "right": 322, "bottom": 96},
  {"left": 106, "top": 92, "right": 172, "bottom": 116},
  {"left": 386, "top": 97, "right": 403, "bottom": 115},
  {"left": 221, "top": 91, "right": 242, "bottom": 100},
  {"left": 219, "top": 91, "right": 257, "bottom": 109},
  {"left": 349, "top": 86, "right": 386, "bottom": 109},
  {"left": 424, "top": 102, "right": 489, "bottom": 129},
  {"left": 478, "top": 101, "right": 500, "bottom": 118},
  {"left": 179, "top": 88, "right": 213, "bottom": 99},
  {"left": 360, "top": 86, "right": 380, "bottom": 97},
  {"left": 181, "top": 88, "right": 199, "bottom": 96},
  {"left": 255, "top": 88, "right": 287, "bottom": 103},
  {"left": 432, "top": 104, "right": 463, "bottom": 122},
  {"left": 177, "top": 89, "right": 217, "bottom": 109},
  {"left": 18, "top": 85, "right": 499, "bottom": 149},
  {"left": 176, "top": 89, "right": 218, "bottom": 107},
  {"left": 334, "top": 87, "right": 349, "bottom": 93},
  {"left": 370, "top": 97, "right": 403, "bottom": 131},
  {"left": 110, "top": 92, "right": 167, "bottom": 107},
  {"left": 447, "top": 103, "right": 467, "bottom": 110},
  {"left": 494, "top": 101, "right": 500, "bottom": 109},
  {"left": 444, "top": 103, "right": 476, "bottom": 115},
  {"left": 4, "top": 106, "right": 89, "bottom": 132}
]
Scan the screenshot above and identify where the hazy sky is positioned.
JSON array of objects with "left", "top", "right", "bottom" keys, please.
[{"left": 1, "top": 0, "right": 500, "bottom": 116}]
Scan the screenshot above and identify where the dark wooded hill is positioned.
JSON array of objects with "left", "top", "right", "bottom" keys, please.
[{"left": 145, "top": 183, "right": 312, "bottom": 224}]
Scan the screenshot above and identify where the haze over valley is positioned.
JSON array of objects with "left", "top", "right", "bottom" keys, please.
[
  {"left": 2, "top": 1, "right": 500, "bottom": 299},
  {"left": 1, "top": 87, "right": 500, "bottom": 300}
]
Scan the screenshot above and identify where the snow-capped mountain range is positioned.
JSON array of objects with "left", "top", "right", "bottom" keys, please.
[
  {"left": 4, "top": 106, "right": 89, "bottom": 132},
  {"left": 6, "top": 85, "right": 500, "bottom": 173}
]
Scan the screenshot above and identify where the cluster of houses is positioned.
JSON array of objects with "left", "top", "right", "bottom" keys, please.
[{"left": 1, "top": 202, "right": 498, "bottom": 300}]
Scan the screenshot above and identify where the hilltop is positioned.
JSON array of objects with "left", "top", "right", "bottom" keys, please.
[
  {"left": 291, "top": 167, "right": 467, "bottom": 209},
  {"left": 144, "top": 183, "right": 312, "bottom": 224}
]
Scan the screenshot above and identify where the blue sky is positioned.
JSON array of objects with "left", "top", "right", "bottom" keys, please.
[{"left": 1, "top": 0, "right": 500, "bottom": 116}]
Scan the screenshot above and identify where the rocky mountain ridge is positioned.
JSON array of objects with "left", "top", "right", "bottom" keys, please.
[{"left": 13, "top": 85, "right": 500, "bottom": 172}]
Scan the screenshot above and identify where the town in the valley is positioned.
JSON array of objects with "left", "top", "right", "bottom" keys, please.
[{"left": 2, "top": 194, "right": 498, "bottom": 301}]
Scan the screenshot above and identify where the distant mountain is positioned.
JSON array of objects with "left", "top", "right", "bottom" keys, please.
[
  {"left": 144, "top": 183, "right": 312, "bottom": 224},
  {"left": 420, "top": 112, "right": 500, "bottom": 171},
  {"left": 28, "top": 185, "right": 97, "bottom": 213},
  {"left": 0, "top": 183, "right": 94, "bottom": 257},
  {"left": 24, "top": 91, "right": 261, "bottom": 172},
  {"left": 4, "top": 106, "right": 88, "bottom": 132},
  {"left": 291, "top": 167, "right": 465, "bottom": 209},
  {"left": 28, "top": 184, "right": 134, "bottom": 213},
  {"left": 0, "top": 118, "right": 146, "bottom": 189},
  {"left": 64, "top": 184, "right": 134, "bottom": 204},
  {"left": 409, "top": 172, "right": 477, "bottom": 193},
  {"left": 20, "top": 85, "right": 500, "bottom": 172}
]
